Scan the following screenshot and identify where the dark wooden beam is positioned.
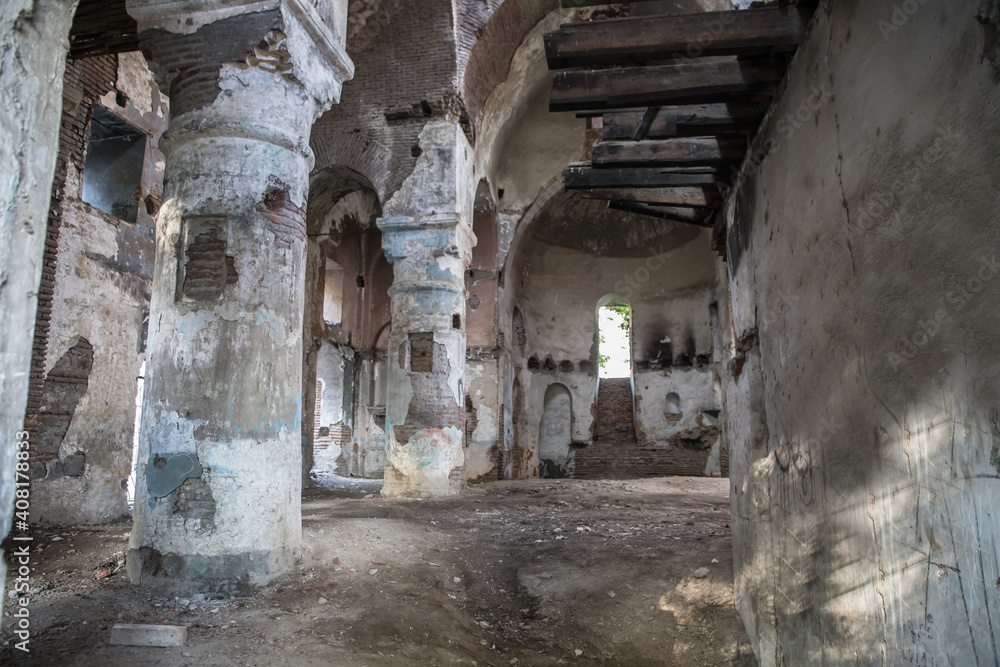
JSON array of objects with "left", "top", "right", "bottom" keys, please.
[
  {"left": 550, "top": 57, "right": 785, "bottom": 112},
  {"left": 560, "top": 0, "right": 819, "bottom": 9},
  {"left": 629, "top": 106, "right": 658, "bottom": 140},
  {"left": 578, "top": 186, "right": 720, "bottom": 207},
  {"left": 560, "top": 0, "right": 663, "bottom": 6},
  {"left": 564, "top": 165, "right": 722, "bottom": 189},
  {"left": 602, "top": 103, "right": 764, "bottom": 140},
  {"left": 546, "top": 5, "right": 814, "bottom": 69},
  {"left": 607, "top": 200, "right": 715, "bottom": 227},
  {"left": 591, "top": 137, "right": 746, "bottom": 168},
  {"left": 711, "top": 208, "right": 727, "bottom": 256}
]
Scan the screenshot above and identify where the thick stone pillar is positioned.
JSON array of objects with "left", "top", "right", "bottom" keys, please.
[
  {"left": 125, "top": 0, "right": 352, "bottom": 593},
  {"left": 378, "top": 121, "right": 476, "bottom": 498}
]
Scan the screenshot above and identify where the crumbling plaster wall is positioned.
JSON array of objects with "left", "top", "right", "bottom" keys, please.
[
  {"left": 313, "top": 0, "right": 465, "bottom": 203},
  {"left": 30, "top": 52, "right": 168, "bottom": 524},
  {"left": 463, "top": 198, "right": 505, "bottom": 480},
  {"left": 377, "top": 119, "right": 477, "bottom": 496},
  {"left": 465, "top": 351, "right": 503, "bottom": 480},
  {"left": 301, "top": 184, "right": 388, "bottom": 481},
  {"left": 723, "top": 0, "right": 1000, "bottom": 662},
  {"left": 466, "top": 7, "right": 586, "bottom": 479},
  {"left": 509, "top": 221, "right": 719, "bottom": 476},
  {"left": 0, "top": 0, "right": 78, "bottom": 607}
]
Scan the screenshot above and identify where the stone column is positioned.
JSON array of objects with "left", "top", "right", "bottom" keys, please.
[
  {"left": 378, "top": 121, "right": 476, "bottom": 498},
  {"left": 125, "top": 0, "right": 352, "bottom": 593}
]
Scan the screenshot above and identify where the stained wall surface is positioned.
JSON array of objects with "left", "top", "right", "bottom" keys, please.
[
  {"left": 507, "top": 198, "right": 721, "bottom": 478},
  {"left": 27, "top": 52, "right": 167, "bottom": 525},
  {"left": 0, "top": 0, "right": 79, "bottom": 606},
  {"left": 722, "top": 0, "right": 1000, "bottom": 662}
]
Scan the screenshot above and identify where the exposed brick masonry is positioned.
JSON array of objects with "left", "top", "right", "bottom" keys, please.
[
  {"left": 27, "top": 337, "right": 94, "bottom": 480},
  {"left": 460, "top": 0, "right": 557, "bottom": 127},
  {"left": 25, "top": 55, "right": 117, "bottom": 452},
  {"left": 312, "top": 0, "right": 464, "bottom": 198},
  {"left": 257, "top": 187, "right": 308, "bottom": 249},
  {"left": 138, "top": 11, "right": 282, "bottom": 117},
  {"left": 392, "top": 343, "right": 463, "bottom": 447},
  {"left": 181, "top": 226, "right": 238, "bottom": 301}
]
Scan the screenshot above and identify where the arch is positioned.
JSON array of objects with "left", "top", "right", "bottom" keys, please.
[
  {"left": 302, "top": 164, "right": 386, "bottom": 483},
  {"left": 307, "top": 164, "right": 381, "bottom": 237},
  {"left": 373, "top": 320, "right": 392, "bottom": 352},
  {"left": 539, "top": 382, "right": 573, "bottom": 478},
  {"left": 459, "top": 0, "right": 561, "bottom": 128},
  {"left": 310, "top": 131, "right": 393, "bottom": 203},
  {"left": 501, "top": 175, "right": 563, "bottom": 294}
]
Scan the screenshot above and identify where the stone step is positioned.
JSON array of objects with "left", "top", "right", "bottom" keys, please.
[
  {"left": 571, "top": 437, "right": 716, "bottom": 479},
  {"left": 595, "top": 377, "right": 636, "bottom": 442}
]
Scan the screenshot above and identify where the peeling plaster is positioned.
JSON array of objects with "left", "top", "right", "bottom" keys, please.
[
  {"left": 145, "top": 452, "right": 203, "bottom": 507},
  {"left": 149, "top": 412, "right": 203, "bottom": 455}
]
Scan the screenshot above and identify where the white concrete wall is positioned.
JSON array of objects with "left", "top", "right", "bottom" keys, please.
[
  {"left": 465, "top": 357, "right": 502, "bottom": 479},
  {"left": 724, "top": 0, "right": 1000, "bottom": 662},
  {"left": 0, "top": 0, "right": 76, "bottom": 610},
  {"left": 509, "top": 231, "right": 719, "bottom": 472}
]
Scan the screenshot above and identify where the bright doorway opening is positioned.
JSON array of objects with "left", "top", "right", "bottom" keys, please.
[{"left": 598, "top": 304, "right": 631, "bottom": 379}]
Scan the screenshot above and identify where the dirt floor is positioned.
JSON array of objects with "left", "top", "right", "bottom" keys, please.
[{"left": 1, "top": 477, "right": 755, "bottom": 666}]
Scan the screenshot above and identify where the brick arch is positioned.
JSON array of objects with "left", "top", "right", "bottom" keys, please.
[
  {"left": 459, "top": 0, "right": 559, "bottom": 128},
  {"left": 310, "top": 128, "right": 393, "bottom": 203}
]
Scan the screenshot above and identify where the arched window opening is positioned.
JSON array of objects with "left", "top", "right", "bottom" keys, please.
[{"left": 323, "top": 258, "right": 345, "bottom": 325}]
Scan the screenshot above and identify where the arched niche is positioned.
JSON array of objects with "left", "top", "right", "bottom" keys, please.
[
  {"left": 539, "top": 383, "right": 573, "bottom": 478},
  {"left": 665, "top": 392, "right": 682, "bottom": 421}
]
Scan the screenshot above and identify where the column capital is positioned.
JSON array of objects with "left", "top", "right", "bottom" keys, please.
[
  {"left": 377, "top": 213, "right": 477, "bottom": 275},
  {"left": 128, "top": 0, "right": 353, "bottom": 111}
]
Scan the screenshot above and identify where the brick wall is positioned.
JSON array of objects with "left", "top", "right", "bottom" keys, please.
[
  {"left": 574, "top": 443, "right": 720, "bottom": 480},
  {"left": 180, "top": 223, "right": 238, "bottom": 301},
  {"left": 138, "top": 11, "right": 282, "bottom": 116},
  {"left": 313, "top": 0, "right": 460, "bottom": 199},
  {"left": 392, "top": 339, "right": 464, "bottom": 446},
  {"left": 24, "top": 55, "right": 118, "bottom": 458}
]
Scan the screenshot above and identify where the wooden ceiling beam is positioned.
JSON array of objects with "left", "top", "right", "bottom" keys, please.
[
  {"left": 564, "top": 165, "right": 721, "bottom": 189},
  {"left": 607, "top": 200, "right": 715, "bottom": 227},
  {"left": 546, "top": 5, "right": 814, "bottom": 69},
  {"left": 578, "top": 186, "right": 720, "bottom": 207},
  {"left": 550, "top": 57, "right": 785, "bottom": 112},
  {"left": 560, "top": 0, "right": 663, "bottom": 6},
  {"left": 601, "top": 103, "right": 764, "bottom": 140},
  {"left": 591, "top": 137, "right": 746, "bottom": 168}
]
